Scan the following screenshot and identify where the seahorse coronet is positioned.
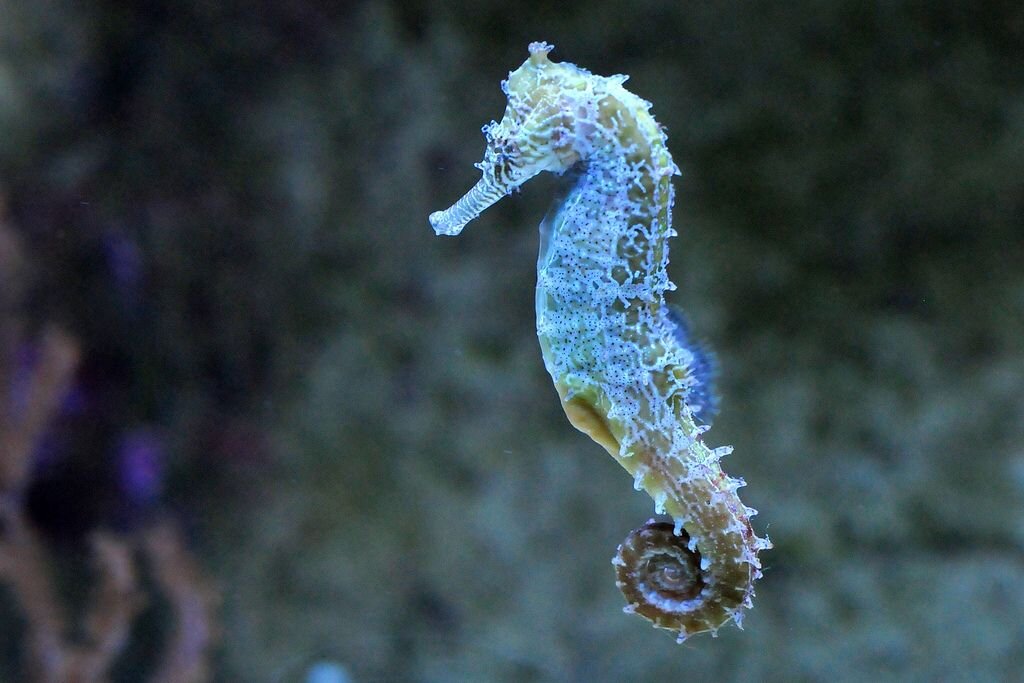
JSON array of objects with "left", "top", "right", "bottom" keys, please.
[{"left": 430, "top": 42, "right": 770, "bottom": 641}]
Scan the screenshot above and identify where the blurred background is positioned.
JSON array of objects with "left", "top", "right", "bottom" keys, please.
[{"left": 1, "top": 1, "right": 1023, "bottom": 681}]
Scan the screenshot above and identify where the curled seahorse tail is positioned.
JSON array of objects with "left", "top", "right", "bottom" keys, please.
[
  {"left": 614, "top": 516, "right": 767, "bottom": 642},
  {"left": 615, "top": 521, "right": 711, "bottom": 636},
  {"left": 613, "top": 446, "right": 768, "bottom": 640}
]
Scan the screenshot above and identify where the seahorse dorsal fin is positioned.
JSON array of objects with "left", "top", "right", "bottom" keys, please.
[{"left": 665, "top": 304, "right": 719, "bottom": 424}]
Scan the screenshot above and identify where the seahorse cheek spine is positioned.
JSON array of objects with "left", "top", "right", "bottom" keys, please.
[{"left": 430, "top": 42, "right": 770, "bottom": 642}]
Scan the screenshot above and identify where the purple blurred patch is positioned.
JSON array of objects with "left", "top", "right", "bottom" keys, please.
[
  {"left": 7, "top": 341, "right": 38, "bottom": 419},
  {"left": 59, "top": 383, "right": 88, "bottom": 416},
  {"left": 8, "top": 341, "right": 86, "bottom": 420},
  {"left": 102, "top": 231, "right": 143, "bottom": 291},
  {"left": 29, "top": 431, "right": 67, "bottom": 475},
  {"left": 117, "top": 429, "right": 165, "bottom": 505}
]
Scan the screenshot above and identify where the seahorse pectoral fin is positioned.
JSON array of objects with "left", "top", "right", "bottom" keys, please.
[{"left": 429, "top": 175, "right": 508, "bottom": 237}]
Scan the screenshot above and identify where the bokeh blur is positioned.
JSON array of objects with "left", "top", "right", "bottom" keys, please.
[{"left": 1, "top": 2, "right": 1023, "bottom": 681}]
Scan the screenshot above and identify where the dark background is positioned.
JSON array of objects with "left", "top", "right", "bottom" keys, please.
[{"left": 2, "top": 1, "right": 1023, "bottom": 681}]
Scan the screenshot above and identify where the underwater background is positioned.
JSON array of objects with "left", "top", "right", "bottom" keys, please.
[{"left": 1, "top": 1, "right": 1022, "bottom": 681}]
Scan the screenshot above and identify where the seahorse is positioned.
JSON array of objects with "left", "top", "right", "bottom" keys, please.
[{"left": 429, "top": 42, "right": 770, "bottom": 642}]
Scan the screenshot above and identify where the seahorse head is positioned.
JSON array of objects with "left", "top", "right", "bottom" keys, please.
[{"left": 430, "top": 42, "right": 584, "bottom": 237}]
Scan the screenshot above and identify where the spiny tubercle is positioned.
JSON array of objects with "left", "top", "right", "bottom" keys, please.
[{"left": 430, "top": 41, "right": 770, "bottom": 642}]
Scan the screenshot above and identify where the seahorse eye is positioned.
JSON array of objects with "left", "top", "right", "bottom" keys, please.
[{"left": 501, "top": 138, "right": 521, "bottom": 159}]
